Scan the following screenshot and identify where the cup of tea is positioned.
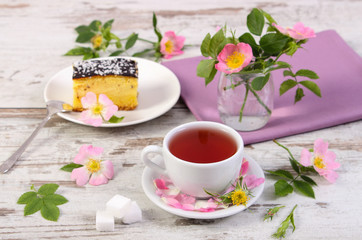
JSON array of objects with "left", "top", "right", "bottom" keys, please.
[{"left": 141, "top": 121, "right": 244, "bottom": 198}]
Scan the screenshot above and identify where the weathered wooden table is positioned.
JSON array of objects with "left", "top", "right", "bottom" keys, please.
[{"left": 1, "top": 1, "right": 362, "bottom": 239}]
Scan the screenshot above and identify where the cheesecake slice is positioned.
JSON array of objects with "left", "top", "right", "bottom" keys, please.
[{"left": 72, "top": 57, "right": 138, "bottom": 111}]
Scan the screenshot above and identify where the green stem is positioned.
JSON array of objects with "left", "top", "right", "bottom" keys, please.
[
  {"left": 138, "top": 38, "right": 155, "bottom": 44},
  {"left": 273, "top": 139, "right": 296, "bottom": 161},
  {"left": 223, "top": 81, "right": 243, "bottom": 91},
  {"left": 118, "top": 37, "right": 155, "bottom": 44},
  {"left": 247, "top": 82, "right": 272, "bottom": 115},
  {"left": 239, "top": 84, "right": 250, "bottom": 122}
]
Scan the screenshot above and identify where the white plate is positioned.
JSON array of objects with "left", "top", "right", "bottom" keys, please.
[
  {"left": 141, "top": 154, "right": 265, "bottom": 219},
  {"left": 44, "top": 57, "right": 181, "bottom": 127}
]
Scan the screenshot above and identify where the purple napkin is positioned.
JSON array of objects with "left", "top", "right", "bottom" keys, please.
[{"left": 162, "top": 30, "right": 362, "bottom": 145}]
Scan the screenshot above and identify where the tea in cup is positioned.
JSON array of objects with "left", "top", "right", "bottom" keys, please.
[{"left": 141, "top": 121, "right": 244, "bottom": 198}]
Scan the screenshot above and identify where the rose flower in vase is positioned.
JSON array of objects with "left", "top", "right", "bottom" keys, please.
[{"left": 197, "top": 8, "right": 321, "bottom": 131}]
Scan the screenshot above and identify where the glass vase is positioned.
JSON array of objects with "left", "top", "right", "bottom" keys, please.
[{"left": 217, "top": 72, "right": 274, "bottom": 131}]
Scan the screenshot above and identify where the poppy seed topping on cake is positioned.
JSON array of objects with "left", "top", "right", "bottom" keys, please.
[{"left": 72, "top": 57, "right": 138, "bottom": 111}]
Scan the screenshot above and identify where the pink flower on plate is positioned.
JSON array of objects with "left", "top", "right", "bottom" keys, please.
[
  {"left": 300, "top": 139, "right": 340, "bottom": 183},
  {"left": 272, "top": 22, "right": 316, "bottom": 40},
  {"left": 160, "top": 31, "right": 185, "bottom": 59},
  {"left": 80, "top": 92, "right": 118, "bottom": 127},
  {"left": 240, "top": 158, "right": 265, "bottom": 190},
  {"left": 70, "top": 145, "right": 114, "bottom": 186},
  {"left": 215, "top": 43, "right": 253, "bottom": 74}
]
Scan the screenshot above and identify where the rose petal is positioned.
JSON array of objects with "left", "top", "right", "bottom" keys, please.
[
  {"left": 80, "top": 110, "right": 103, "bottom": 127},
  {"left": 300, "top": 148, "right": 312, "bottom": 167},
  {"left": 321, "top": 170, "right": 339, "bottom": 183},
  {"left": 240, "top": 158, "right": 249, "bottom": 176},
  {"left": 176, "top": 194, "right": 196, "bottom": 205},
  {"left": 89, "top": 172, "right": 109, "bottom": 186},
  {"left": 243, "top": 175, "right": 265, "bottom": 189},
  {"left": 87, "top": 145, "right": 104, "bottom": 157},
  {"left": 154, "top": 178, "right": 169, "bottom": 190},
  {"left": 98, "top": 94, "right": 118, "bottom": 121},
  {"left": 71, "top": 167, "right": 90, "bottom": 186},
  {"left": 73, "top": 145, "right": 91, "bottom": 164},
  {"left": 81, "top": 92, "right": 98, "bottom": 109},
  {"left": 314, "top": 138, "right": 328, "bottom": 156},
  {"left": 181, "top": 204, "right": 195, "bottom": 211},
  {"left": 161, "top": 197, "right": 182, "bottom": 209},
  {"left": 101, "top": 160, "right": 114, "bottom": 179}
]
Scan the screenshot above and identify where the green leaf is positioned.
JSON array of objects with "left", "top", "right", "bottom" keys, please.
[
  {"left": 102, "top": 28, "right": 111, "bottom": 41},
  {"left": 286, "top": 41, "right": 299, "bottom": 56},
  {"left": 41, "top": 202, "right": 60, "bottom": 222},
  {"left": 200, "top": 33, "right": 211, "bottom": 57},
  {"left": 132, "top": 48, "right": 153, "bottom": 57},
  {"left": 103, "top": 19, "right": 114, "bottom": 30},
  {"left": 274, "top": 180, "right": 294, "bottom": 197},
  {"left": 280, "top": 80, "right": 297, "bottom": 96},
  {"left": 43, "top": 194, "right": 68, "bottom": 206},
  {"left": 209, "top": 29, "right": 225, "bottom": 58},
  {"left": 24, "top": 198, "right": 42, "bottom": 216},
  {"left": 89, "top": 20, "right": 102, "bottom": 32},
  {"left": 247, "top": 8, "right": 265, "bottom": 36},
  {"left": 75, "top": 25, "right": 90, "bottom": 34},
  {"left": 300, "top": 175, "right": 318, "bottom": 186},
  {"left": 294, "top": 87, "right": 305, "bottom": 103},
  {"left": 196, "top": 59, "right": 217, "bottom": 85},
  {"left": 109, "top": 50, "right": 124, "bottom": 56},
  {"left": 267, "top": 169, "right": 294, "bottom": 180},
  {"left": 83, "top": 52, "right": 96, "bottom": 60},
  {"left": 283, "top": 70, "right": 295, "bottom": 77},
  {"left": 272, "top": 205, "right": 298, "bottom": 238},
  {"left": 38, "top": 184, "right": 59, "bottom": 196},
  {"left": 238, "top": 32, "right": 260, "bottom": 56},
  {"left": 115, "top": 40, "right": 122, "bottom": 49},
  {"left": 293, "top": 180, "right": 315, "bottom": 198},
  {"left": 125, "top": 33, "right": 138, "bottom": 50},
  {"left": 108, "top": 115, "right": 125, "bottom": 123},
  {"left": 276, "top": 61, "right": 291, "bottom": 69},
  {"left": 17, "top": 192, "right": 37, "bottom": 204},
  {"left": 60, "top": 163, "right": 83, "bottom": 172},
  {"left": 152, "top": 12, "right": 163, "bottom": 42},
  {"left": 289, "top": 157, "right": 300, "bottom": 174},
  {"left": 260, "top": 33, "right": 289, "bottom": 55},
  {"left": 251, "top": 73, "right": 270, "bottom": 91},
  {"left": 216, "top": 37, "right": 233, "bottom": 54},
  {"left": 260, "top": 9, "right": 276, "bottom": 24},
  {"left": 295, "top": 69, "right": 319, "bottom": 79},
  {"left": 264, "top": 205, "right": 285, "bottom": 221},
  {"left": 76, "top": 31, "right": 96, "bottom": 43},
  {"left": 64, "top": 47, "right": 92, "bottom": 56},
  {"left": 299, "top": 80, "right": 322, "bottom": 97},
  {"left": 205, "top": 68, "right": 217, "bottom": 86}
]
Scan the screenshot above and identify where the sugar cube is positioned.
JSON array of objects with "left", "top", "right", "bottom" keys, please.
[
  {"left": 106, "top": 194, "right": 132, "bottom": 218},
  {"left": 96, "top": 210, "right": 114, "bottom": 232},
  {"left": 122, "top": 201, "right": 142, "bottom": 224}
]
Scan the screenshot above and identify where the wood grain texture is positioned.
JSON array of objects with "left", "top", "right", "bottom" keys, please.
[{"left": 0, "top": 0, "right": 362, "bottom": 239}]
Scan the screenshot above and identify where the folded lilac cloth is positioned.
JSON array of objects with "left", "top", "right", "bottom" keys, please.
[{"left": 162, "top": 30, "right": 362, "bottom": 145}]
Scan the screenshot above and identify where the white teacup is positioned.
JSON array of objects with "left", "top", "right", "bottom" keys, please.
[{"left": 141, "top": 121, "right": 244, "bottom": 198}]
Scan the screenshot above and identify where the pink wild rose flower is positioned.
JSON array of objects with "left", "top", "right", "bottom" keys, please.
[
  {"left": 272, "top": 22, "right": 316, "bottom": 40},
  {"left": 300, "top": 139, "right": 340, "bottom": 183},
  {"left": 215, "top": 43, "right": 253, "bottom": 74},
  {"left": 80, "top": 92, "right": 118, "bottom": 127},
  {"left": 160, "top": 31, "right": 185, "bottom": 59},
  {"left": 71, "top": 145, "right": 114, "bottom": 186}
]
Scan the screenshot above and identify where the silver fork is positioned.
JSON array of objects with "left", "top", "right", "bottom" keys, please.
[{"left": 0, "top": 100, "right": 72, "bottom": 173}]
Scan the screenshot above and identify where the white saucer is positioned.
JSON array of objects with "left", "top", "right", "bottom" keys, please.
[
  {"left": 141, "top": 154, "right": 265, "bottom": 219},
  {"left": 43, "top": 56, "right": 181, "bottom": 127}
]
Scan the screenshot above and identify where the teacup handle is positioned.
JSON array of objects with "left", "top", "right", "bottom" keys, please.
[{"left": 141, "top": 145, "right": 167, "bottom": 175}]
